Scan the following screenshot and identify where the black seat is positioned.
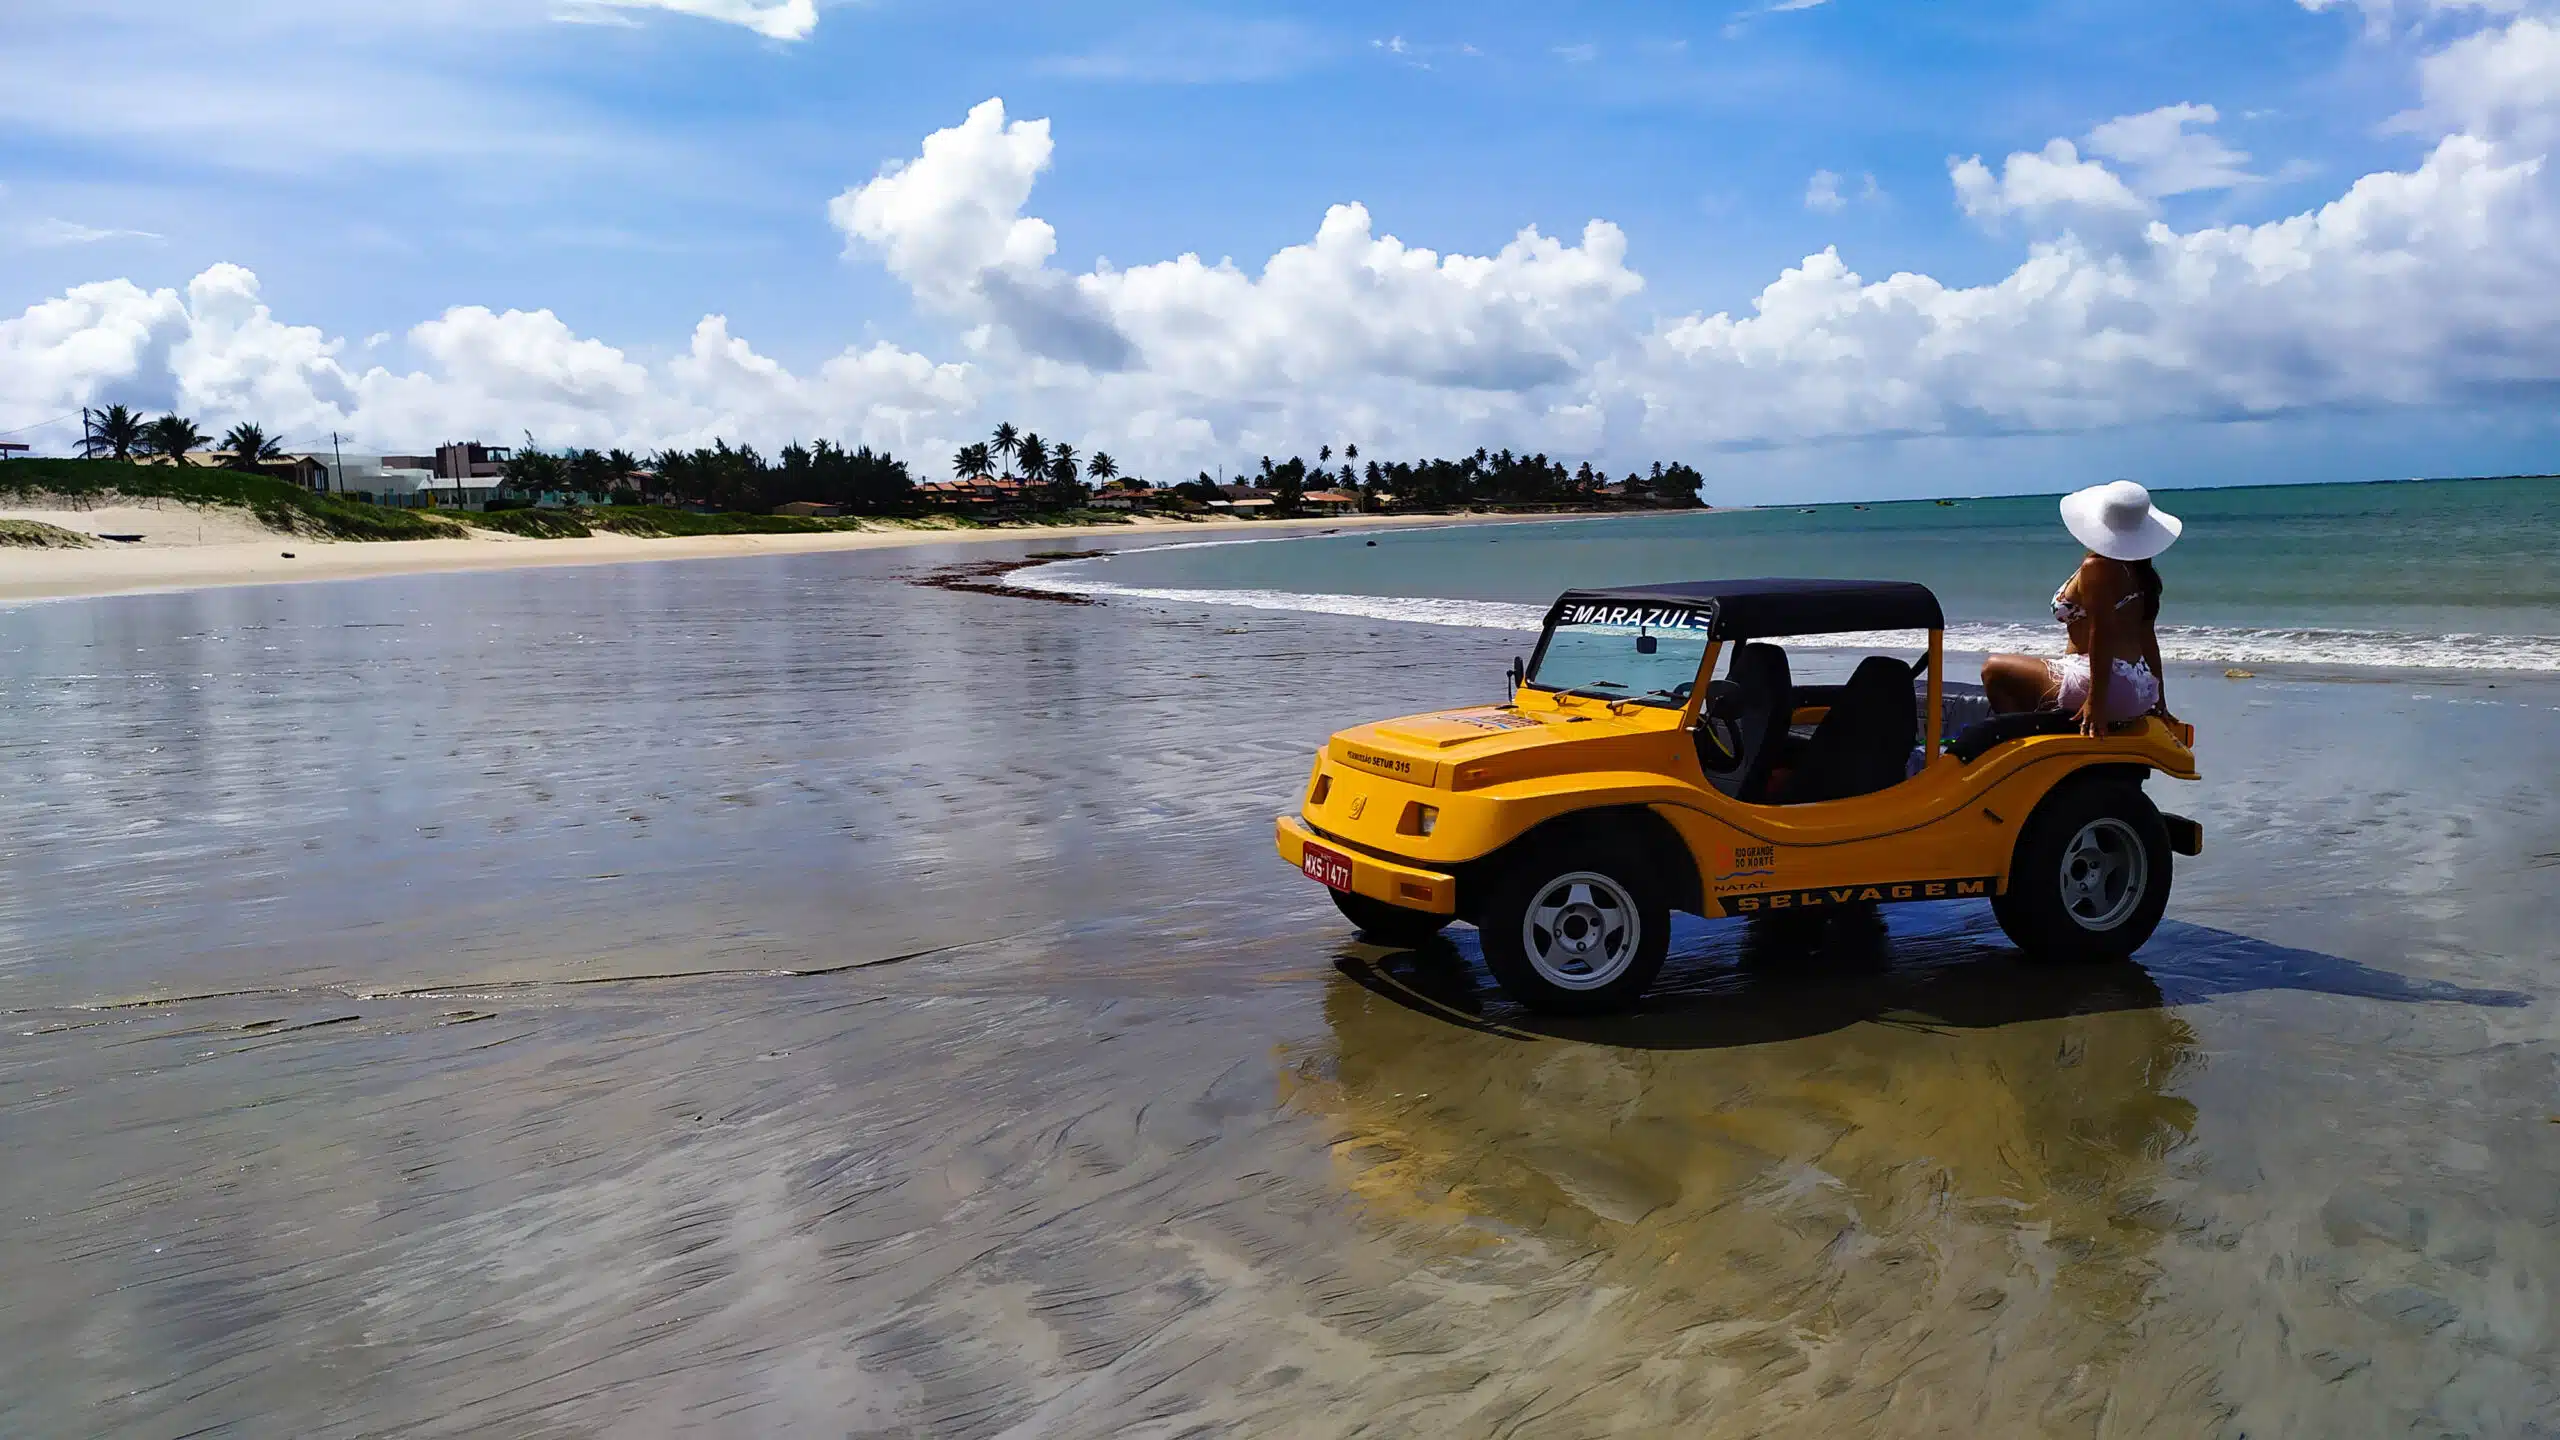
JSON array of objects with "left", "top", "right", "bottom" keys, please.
[
  {"left": 1694, "top": 642, "right": 1793, "bottom": 803},
  {"left": 1948, "top": 708, "right": 2078, "bottom": 763},
  {"left": 1783, "top": 655, "right": 1917, "bottom": 804}
]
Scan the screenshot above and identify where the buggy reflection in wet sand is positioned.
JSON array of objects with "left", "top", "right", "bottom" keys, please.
[{"left": 1277, "top": 578, "right": 2204, "bottom": 1014}]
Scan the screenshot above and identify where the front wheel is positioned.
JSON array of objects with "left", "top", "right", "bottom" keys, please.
[
  {"left": 1477, "top": 833, "right": 1671, "bottom": 1014},
  {"left": 1992, "top": 779, "right": 2173, "bottom": 962},
  {"left": 1329, "top": 888, "right": 1451, "bottom": 947}
]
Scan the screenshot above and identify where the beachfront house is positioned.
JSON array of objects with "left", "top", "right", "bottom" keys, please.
[
  {"left": 919, "top": 474, "right": 1045, "bottom": 512},
  {"left": 1204, "top": 483, "right": 1280, "bottom": 517},
  {"left": 1300, "top": 488, "right": 1361, "bottom": 516},
  {"left": 135, "top": 449, "right": 332, "bottom": 489},
  {"left": 772, "top": 500, "right": 842, "bottom": 518},
  {"left": 1085, "top": 479, "right": 1163, "bottom": 511},
  {"left": 314, "top": 453, "right": 442, "bottom": 505},
  {"left": 346, "top": 446, "right": 503, "bottom": 509}
]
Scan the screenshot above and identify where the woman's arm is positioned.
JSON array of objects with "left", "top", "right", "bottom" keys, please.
[{"left": 2144, "top": 631, "right": 2170, "bottom": 718}]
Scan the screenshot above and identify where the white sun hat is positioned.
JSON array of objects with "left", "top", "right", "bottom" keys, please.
[{"left": 2060, "top": 479, "right": 2182, "bottom": 561}]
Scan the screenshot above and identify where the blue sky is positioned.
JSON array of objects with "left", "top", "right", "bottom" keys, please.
[{"left": 4, "top": 0, "right": 2557, "bottom": 500}]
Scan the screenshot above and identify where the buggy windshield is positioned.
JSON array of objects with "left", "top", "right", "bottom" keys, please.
[{"left": 1527, "top": 605, "right": 1713, "bottom": 707}]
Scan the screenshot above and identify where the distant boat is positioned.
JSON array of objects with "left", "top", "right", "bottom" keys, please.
[{"left": 1935, "top": 499, "right": 1958, "bottom": 507}]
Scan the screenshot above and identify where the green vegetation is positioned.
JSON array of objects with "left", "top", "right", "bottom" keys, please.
[
  {"left": 81, "top": 405, "right": 147, "bottom": 461},
  {"left": 0, "top": 458, "right": 465, "bottom": 540},
  {"left": 461, "top": 507, "right": 595, "bottom": 538},
  {"left": 1168, "top": 443, "right": 1705, "bottom": 512},
  {"left": 587, "top": 506, "right": 842, "bottom": 537},
  {"left": 0, "top": 518, "right": 94, "bottom": 549}
]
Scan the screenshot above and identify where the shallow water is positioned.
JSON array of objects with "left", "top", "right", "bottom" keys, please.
[
  {"left": 3, "top": 546, "right": 2557, "bottom": 1436},
  {"left": 1026, "top": 478, "right": 2560, "bottom": 672}
]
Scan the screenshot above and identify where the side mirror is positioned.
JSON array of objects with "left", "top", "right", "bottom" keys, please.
[{"left": 1507, "top": 655, "right": 1525, "bottom": 693}]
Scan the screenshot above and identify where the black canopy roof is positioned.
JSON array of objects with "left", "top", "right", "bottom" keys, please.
[{"left": 1548, "top": 578, "right": 1944, "bottom": 640}]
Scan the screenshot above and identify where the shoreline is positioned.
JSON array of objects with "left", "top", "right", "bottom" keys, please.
[{"left": 0, "top": 507, "right": 1610, "bottom": 606}]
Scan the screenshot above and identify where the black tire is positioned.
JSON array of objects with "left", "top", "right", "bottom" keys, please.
[
  {"left": 1992, "top": 778, "right": 2173, "bottom": 963},
  {"left": 1329, "top": 888, "right": 1452, "bottom": 947},
  {"left": 1477, "top": 830, "right": 1671, "bottom": 1014}
]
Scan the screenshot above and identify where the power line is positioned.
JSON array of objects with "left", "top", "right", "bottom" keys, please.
[{"left": 0, "top": 411, "right": 83, "bottom": 440}]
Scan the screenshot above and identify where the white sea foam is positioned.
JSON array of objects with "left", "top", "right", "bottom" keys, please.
[{"left": 1010, "top": 563, "right": 2560, "bottom": 673}]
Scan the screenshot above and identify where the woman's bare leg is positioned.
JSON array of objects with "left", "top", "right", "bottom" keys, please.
[{"left": 1982, "top": 654, "right": 2058, "bottom": 713}]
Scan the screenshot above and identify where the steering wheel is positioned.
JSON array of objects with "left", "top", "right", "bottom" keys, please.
[{"left": 1695, "top": 679, "right": 1747, "bottom": 773}]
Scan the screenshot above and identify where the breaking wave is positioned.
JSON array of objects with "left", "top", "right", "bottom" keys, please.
[{"left": 1010, "top": 564, "right": 2560, "bottom": 674}]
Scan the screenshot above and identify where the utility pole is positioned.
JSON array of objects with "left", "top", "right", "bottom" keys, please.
[{"left": 329, "top": 430, "right": 345, "bottom": 495}]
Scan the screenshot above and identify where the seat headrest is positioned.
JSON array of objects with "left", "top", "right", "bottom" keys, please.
[{"left": 1732, "top": 642, "right": 1790, "bottom": 687}]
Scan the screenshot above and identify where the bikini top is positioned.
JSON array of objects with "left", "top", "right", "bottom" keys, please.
[{"left": 2052, "top": 572, "right": 2142, "bottom": 626}]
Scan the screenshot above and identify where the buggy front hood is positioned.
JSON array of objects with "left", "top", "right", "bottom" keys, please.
[{"left": 1329, "top": 702, "right": 1685, "bottom": 790}]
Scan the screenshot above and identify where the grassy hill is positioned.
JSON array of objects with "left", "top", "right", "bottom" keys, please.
[
  {"left": 0, "top": 518, "right": 94, "bottom": 548},
  {"left": 0, "top": 458, "right": 464, "bottom": 540}
]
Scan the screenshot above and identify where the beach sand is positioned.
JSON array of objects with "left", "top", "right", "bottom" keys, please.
[
  {"left": 0, "top": 503, "right": 1490, "bottom": 605},
  {"left": 2, "top": 545, "right": 2554, "bottom": 1436}
]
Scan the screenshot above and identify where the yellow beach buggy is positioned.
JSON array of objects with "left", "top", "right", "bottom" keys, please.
[{"left": 1277, "top": 579, "right": 2203, "bottom": 1013}]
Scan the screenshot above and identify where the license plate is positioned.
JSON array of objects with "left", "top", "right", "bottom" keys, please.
[{"left": 1301, "top": 841, "right": 1355, "bottom": 892}]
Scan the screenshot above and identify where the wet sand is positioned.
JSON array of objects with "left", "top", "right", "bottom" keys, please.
[
  {"left": 0, "top": 508, "right": 1498, "bottom": 607},
  {"left": 2, "top": 543, "right": 2556, "bottom": 1436}
]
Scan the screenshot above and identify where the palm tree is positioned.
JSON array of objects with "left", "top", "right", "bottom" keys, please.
[
  {"left": 952, "top": 441, "right": 991, "bottom": 480},
  {"left": 141, "top": 414, "right": 206, "bottom": 462},
  {"left": 605, "top": 448, "right": 641, "bottom": 485},
  {"left": 1048, "top": 442, "right": 1078, "bottom": 485},
  {"left": 82, "top": 404, "right": 146, "bottom": 461},
  {"left": 1016, "top": 433, "right": 1046, "bottom": 482},
  {"left": 1088, "top": 452, "right": 1118, "bottom": 486},
  {"left": 991, "top": 422, "right": 1020, "bottom": 478},
  {"left": 220, "top": 422, "right": 282, "bottom": 471}
]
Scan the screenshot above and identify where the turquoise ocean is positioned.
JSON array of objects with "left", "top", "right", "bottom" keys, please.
[{"left": 1022, "top": 477, "right": 2560, "bottom": 673}]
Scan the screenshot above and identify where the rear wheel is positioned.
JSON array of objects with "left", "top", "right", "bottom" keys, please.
[
  {"left": 1329, "top": 888, "right": 1451, "bottom": 947},
  {"left": 1478, "top": 833, "right": 1670, "bottom": 1014},
  {"left": 1992, "top": 779, "right": 2173, "bottom": 962}
]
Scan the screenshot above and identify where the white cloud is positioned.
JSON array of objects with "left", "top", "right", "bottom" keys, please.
[
  {"left": 1957, "top": 103, "right": 2261, "bottom": 231},
  {"left": 831, "top": 98, "right": 1643, "bottom": 391},
  {"left": 1645, "top": 125, "right": 2560, "bottom": 446},
  {"left": 0, "top": 0, "right": 776, "bottom": 179},
  {"left": 568, "top": 0, "right": 817, "bottom": 40},
  {"left": 1368, "top": 35, "right": 1482, "bottom": 69},
  {"left": 9, "top": 16, "right": 2560, "bottom": 479},
  {"left": 1041, "top": 18, "right": 1322, "bottom": 82},
  {"left": 2086, "top": 103, "right": 2257, "bottom": 195},
  {"left": 0, "top": 263, "right": 972, "bottom": 456},
  {"left": 1805, "top": 169, "right": 1881, "bottom": 213},
  {"left": 831, "top": 100, "right": 1059, "bottom": 306},
  {"left": 2396, "top": 14, "right": 2560, "bottom": 148},
  {"left": 1951, "top": 139, "right": 2150, "bottom": 228},
  {"left": 2297, "top": 0, "right": 2526, "bottom": 36},
  {"left": 19, "top": 219, "right": 165, "bottom": 247}
]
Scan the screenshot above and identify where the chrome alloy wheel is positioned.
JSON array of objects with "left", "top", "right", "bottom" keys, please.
[
  {"left": 1522, "top": 871, "right": 1642, "bottom": 990},
  {"left": 2058, "top": 817, "right": 2147, "bottom": 931}
]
